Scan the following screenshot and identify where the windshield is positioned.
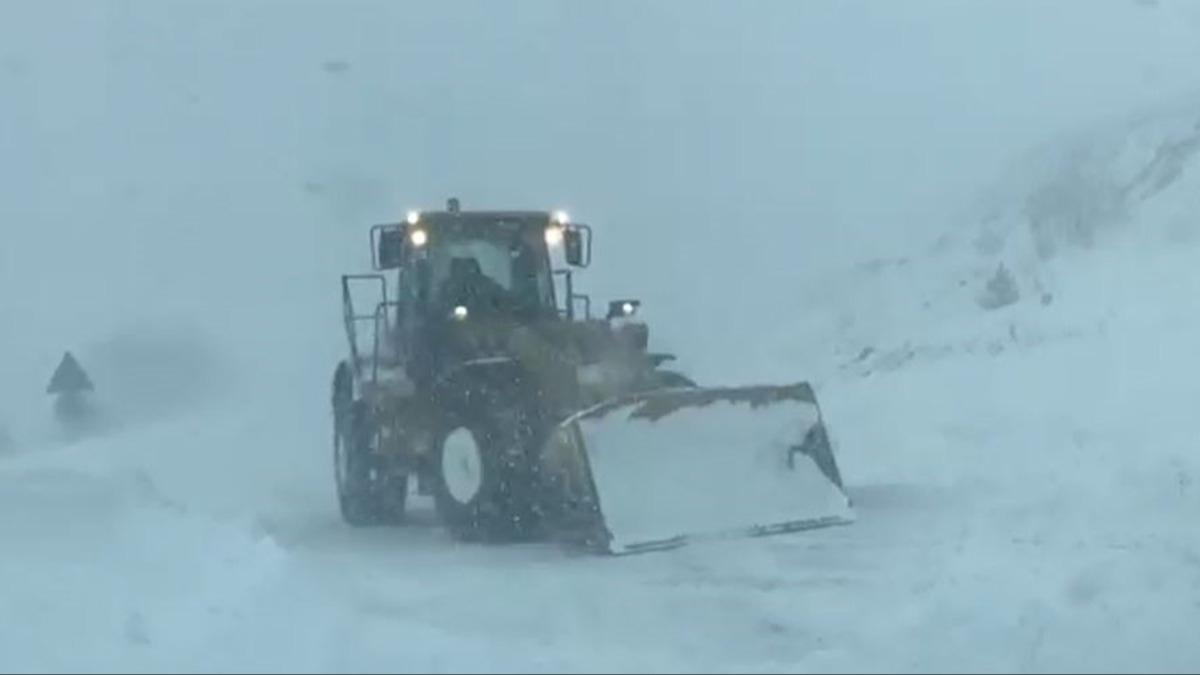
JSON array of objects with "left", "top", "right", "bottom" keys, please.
[{"left": 423, "top": 216, "right": 556, "bottom": 318}]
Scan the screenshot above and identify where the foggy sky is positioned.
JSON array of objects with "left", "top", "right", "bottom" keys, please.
[{"left": 3, "top": 0, "right": 1199, "bottom": 419}]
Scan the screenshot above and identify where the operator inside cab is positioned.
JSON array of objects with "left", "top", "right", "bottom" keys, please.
[
  {"left": 434, "top": 231, "right": 550, "bottom": 321},
  {"left": 440, "top": 256, "right": 511, "bottom": 314}
]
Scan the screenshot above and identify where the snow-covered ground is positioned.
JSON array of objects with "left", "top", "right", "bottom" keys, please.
[
  {"left": 5, "top": 105, "right": 1200, "bottom": 672},
  {"left": 4, "top": 2, "right": 1200, "bottom": 672}
]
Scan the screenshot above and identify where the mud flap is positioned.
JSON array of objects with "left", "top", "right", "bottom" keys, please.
[{"left": 542, "top": 383, "right": 854, "bottom": 555}]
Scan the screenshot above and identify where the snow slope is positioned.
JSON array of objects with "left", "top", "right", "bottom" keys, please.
[{"left": 4, "top": 1, "right": 1200, "bottom": 673}]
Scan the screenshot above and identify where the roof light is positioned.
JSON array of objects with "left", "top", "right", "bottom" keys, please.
[
  {"left": 552, "top": 210, "right": 570, "bottom": 225},
  {"left": 406, "top": 210, "right": 421, "bottom": 225},
  {"left": 453, "top": 305, "right": 469, "bottom": 321}
]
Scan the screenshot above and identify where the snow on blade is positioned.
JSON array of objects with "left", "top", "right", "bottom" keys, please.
[{"left": 574, "top": 388, "right": 853, "bottom": 554}]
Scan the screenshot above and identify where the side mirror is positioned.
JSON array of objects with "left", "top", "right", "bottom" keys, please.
[
  {"left": 373, "top": 225, "right": 406, "bottom": 270},
  {"left": 564, "top": 224, "right": 592, "bottom": 267}
]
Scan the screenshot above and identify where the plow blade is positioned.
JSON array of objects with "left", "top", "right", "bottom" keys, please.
[{"left": 544, "top": 383, "right": 853, "bottom": 555}]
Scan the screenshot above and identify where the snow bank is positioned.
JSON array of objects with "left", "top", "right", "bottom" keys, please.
[
  {"left": 0, "top": 444, "right": 289, "bottom": 672},
  {"left": 805, "top": 98, "right": 1200, "bottom": 673}
]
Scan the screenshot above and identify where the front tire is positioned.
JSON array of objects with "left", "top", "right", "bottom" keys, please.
[
  {"left": 430, "top": 380, "right": 544, "bottom": 541},
  {"left": 332, "top": 363, "right": 407, "bottom": 527}
]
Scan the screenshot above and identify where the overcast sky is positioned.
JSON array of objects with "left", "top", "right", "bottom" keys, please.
[{"left": 3, "top": 0, "right": 1199, "bottom": 413}]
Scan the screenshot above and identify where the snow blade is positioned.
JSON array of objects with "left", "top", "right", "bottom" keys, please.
[
  {"left": 545, "top": 383, "right": 853, "bottom": 555},
  {"left": 46, "top": 352, "right": 95, "bottom": 395}
]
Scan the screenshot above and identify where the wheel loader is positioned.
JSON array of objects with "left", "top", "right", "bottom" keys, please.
[{"left": 331, "top": 198, "right": 852, "bottom": 554}]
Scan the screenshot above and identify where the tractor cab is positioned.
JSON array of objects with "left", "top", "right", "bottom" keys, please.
[
  {"left": 374, "top": 203, "right": 593, "bottom": 323},
  {"left": 339, "top": 199, "right": 600, "bottom": 389},
  {"left": 393, "top": 210, "right": 565, "bottom": 323}
]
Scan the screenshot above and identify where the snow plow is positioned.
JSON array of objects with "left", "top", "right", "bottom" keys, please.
[{"left": 331, "top": 199, "right": 852, "bottom": 554}]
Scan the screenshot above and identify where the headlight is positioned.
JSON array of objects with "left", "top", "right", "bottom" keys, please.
[
  {"left": 452, "top": 305, "right": 469, "bottom": 321},
  {"left": 606, "top": 299, "right": 642, "bottom": 320},
  {"left": 545, "top": 226, "right": 564, "bottom": 247},
  {"left": 409, "top": 229, "right": 428, "bottom": 247}
]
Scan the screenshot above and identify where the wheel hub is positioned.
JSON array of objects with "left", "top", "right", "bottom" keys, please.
[
  {"left": 442, "top": 428, "right": 484, "bottom": 505},
  {"left": 335, "top": 427, "right": 349, "bottom": 491}
]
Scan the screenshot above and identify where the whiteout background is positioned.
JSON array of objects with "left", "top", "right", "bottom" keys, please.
[{"left": 2, "top": 1, "right": 1199, "bottom": 672}]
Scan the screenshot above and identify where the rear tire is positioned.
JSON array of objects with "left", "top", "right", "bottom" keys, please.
[
  {"left": 430, "top": 379, "right": 544, "bottom": 541},
  {"left": 332, "top": 363, "right": 407, "bottom": 527}
]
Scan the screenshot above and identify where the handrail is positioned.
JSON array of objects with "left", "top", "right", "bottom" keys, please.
[
  {"left": 340, "top": 274, "right": 390, "bottom": 386},
  {"left": 370, "top": 300, "right": 401, "bottom": 385}
]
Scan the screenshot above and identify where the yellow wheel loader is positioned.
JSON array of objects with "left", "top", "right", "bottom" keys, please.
[{"left": 331, "top": 198, "right": 852, "bottom": 554}]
